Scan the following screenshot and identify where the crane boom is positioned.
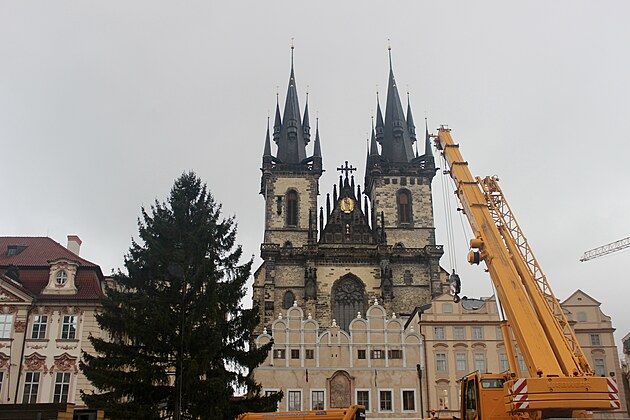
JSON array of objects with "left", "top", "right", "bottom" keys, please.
[
  {"left": 435, "top": 126, "right": 619, "bottom": 417},
  {"left": 580, "top": 236, "right": 630, "bottom": 261}
]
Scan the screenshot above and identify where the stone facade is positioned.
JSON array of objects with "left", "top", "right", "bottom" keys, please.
[{"left": 408, "top": 291, "right": 628, "bottom": 419}]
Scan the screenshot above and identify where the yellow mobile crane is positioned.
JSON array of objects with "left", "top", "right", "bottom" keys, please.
[{"left": 435, "top": 127, "right": 620, "bottom": 420}]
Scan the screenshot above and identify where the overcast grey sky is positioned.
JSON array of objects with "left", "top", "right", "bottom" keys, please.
[{"left": 2, "top": 1, "right": 629, "bottom": 351}]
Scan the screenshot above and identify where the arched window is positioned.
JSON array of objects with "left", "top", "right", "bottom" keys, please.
[
  {"left": 282, "top": 291, "right": 295, "bottom": 309},
  {"left": 397, "top": 190, "right": 412, "bottom": 224},
  {"left": 332, "top": 275, "right": 365, "bottom": 332},
  {"left": 286, "top": 190, "right": 298, "bottom": 227}
]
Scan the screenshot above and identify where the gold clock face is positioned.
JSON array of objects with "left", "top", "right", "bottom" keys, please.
[{"left": 340, "top": 197, "right": 355, "bottom": 213}]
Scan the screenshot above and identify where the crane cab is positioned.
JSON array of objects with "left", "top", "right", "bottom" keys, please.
[{"left": 460, "top": 373, "right": 511, "bottom": 420}]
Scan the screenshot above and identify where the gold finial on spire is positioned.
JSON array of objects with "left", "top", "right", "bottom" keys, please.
[
  {"left": 290, "top": 37, "right": 295, "bottom": 68},
  {"left": 387, "top": 39, "right": 392, "bottom": 69},
  {"left": 387, "top": 38, "right": 391, "bottom": 51}
]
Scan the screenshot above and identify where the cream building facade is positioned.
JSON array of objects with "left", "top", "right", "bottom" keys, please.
[
  {"left": 408, "top": 291, "right": 628, "bottom": 419},
  {"left": 255, "top": 302, "right": 425, "bottom": 418},
  {"left": 0, "top": 236, "right": 106, "bottom": 419}
]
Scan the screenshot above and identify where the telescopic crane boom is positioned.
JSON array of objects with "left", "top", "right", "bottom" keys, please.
[{"left": 435, "top": 126, "right": 619, "bottom": 419}]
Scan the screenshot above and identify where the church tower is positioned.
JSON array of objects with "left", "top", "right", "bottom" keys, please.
[
  {"left": 260, "top": 48, "right": 322, "bottom": 248},
  {"left": 256, "top": 49, "right": 323, "bottom": 332},
  {"left": 364, "top": 49, "right": 444, "bottom": 297}
]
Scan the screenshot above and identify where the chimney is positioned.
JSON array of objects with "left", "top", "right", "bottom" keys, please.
[{"left": 67, "top": 235, "right": 82, "bottom": 256}]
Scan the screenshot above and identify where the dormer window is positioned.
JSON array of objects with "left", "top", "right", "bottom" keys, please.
[
  {"left": 56, "top": 270, "right": 68, "bottom": 286},
  {"left": 43, "top": 259, "right": 79, "bottom": 295}
]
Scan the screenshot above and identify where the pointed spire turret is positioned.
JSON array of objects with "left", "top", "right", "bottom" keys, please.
[
  {"left": 313, "top": 118, "right": 322, "bottom": 158},
  {"left": 303, "top": 92, "right": 311, "bottom": 144},
  {"left": 424, "top": 118, "right": 433, "bottom": 158},
  {"left": 375, "top": 96, "right": 385, "bottom": 144},
  {"left": 370, "top": 121, "right": 379, "bottom": 156},
  {"left": 381, "top": 47, "right": 415, "bottom": 163},
  {"left": 273, "top": 96, "right": 281, "bottom": 143},
  {"left": 275, "top": 45, "right": 308, "bottom": 164},
  {"left": 407, "top": 92, "right": 417, "bottom": 143},
  {"left": 263, "top": 117, "right": 272, "bottom": 158}
]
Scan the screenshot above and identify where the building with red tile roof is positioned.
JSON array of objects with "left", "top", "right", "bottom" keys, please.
[{"left": 0, "top": 235, "right": 107, "bottom": 417}]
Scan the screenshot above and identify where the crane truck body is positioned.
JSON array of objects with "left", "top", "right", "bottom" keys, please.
[{"left": 434, "top": 127, "right": 619, "bottom": 420}]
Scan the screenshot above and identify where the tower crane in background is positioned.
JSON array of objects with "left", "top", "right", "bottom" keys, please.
[{"left": 580, "top": 236, "right": 630, "bottom": 262}]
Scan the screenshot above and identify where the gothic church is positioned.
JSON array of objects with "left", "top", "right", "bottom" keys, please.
[{"left": 253, "top": 51, "right": 448, "bottom": 335}]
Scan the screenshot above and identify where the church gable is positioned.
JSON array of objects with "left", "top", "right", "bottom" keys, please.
[{"left": 320, "top": 163, "right": 375, "bottom": 245}]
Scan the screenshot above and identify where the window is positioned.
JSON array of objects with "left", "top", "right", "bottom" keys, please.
[
  {"left": 274, "top": 349, "right": 285, "bottom": 359},
  {"left": 291, "top": 349, "right": 300, "bottom": 359},
  {"left": 456, "top": 352, "right": 467, "bottom": 371},
  {"left": 594, "top": 358, "right": 606, "bottom": 376},
  {"left": 288, "top": 390, "right": 302, "bottom": 411},
  {"left": 388, "top": 349, "right": 402, "bottom": 359},
  {"left": 332, "top": 275, "right": 365, "bottom": 332},
  {"left": 55, "top": 270, "right": 68, "bottom": 285},
  {"left": 398, "top": 190, "right": 412, "bottom": 224},
  {"left": 499, "top": 353, "right": 509, "bottom": 372},
  {"left": 61, "top": 315, "right": 77, "bottom": 339},
  {"left": 357, "top": 349, "right": 366, "bottom": 359},
  {"left": 311, "top": 390, "right": 325, "bottom": 410},
  {"left": 434, "top": 327, "right": 445, "bottom": 340},
  {"left": 286, "top": 190, "right": 298, "bottom": 227},
  {"left": 282, "top": 291, "right": 294, "bottom": 309},
  {"left": 472, "top": 326, "right": 483, "bottom": 340},
  {"left": 264, "top": 389, "right": 281, "bottom": 411},
  {"left": 442, "top": 303, "right": 453, "bottom": 313},
  {"left": 0, "top": 372, "right": 3, "bottom": 400},
  {"left": 31, "top": 315, "right": 48, "bottom": 339},
  {"left": 437, "top": 387, "right": 449, "bottom": 410},
  {"left": 371, "top": 349, "right": 383, "bottom": 359},
  {"left": 454, "top": 326, "right": 465, "bottom": 340},
  {"left": 305, "top": 349, "right": 314, "bottom": 359},
  {"left": 403, "top": 270, "right": 413, "bottom": 285},
  {"left": 577, "top": 311, "right": 587, "bottom": 322},
  {"left": 436, "top": 353, "right": 447, "bottom": 371},
  {"left": 0, "top": 315, "right": 13, "bottom": 339},
  {"left": 474, "top": 352, "right": 487, "bottom": 372},
  {"left": 54, "top": 372, "right": 71, "bottom": 403},
  {"left": 379, "top": 390, "right": 393, "bottom": 412},
  {"left": 357, "top": 390, "right": 370, "bottom": 411},
  {"left": 23, "top": 372, "right": 40, "bottom": 403},
  {"left": 496, "top": 326, "right": 503, "bottom": 341},
  {"left": 590, "top": 334, "right": 601, "bottom": 346},
  {"left": 402, "top": 390, "right": 416, "bottom": 411}
]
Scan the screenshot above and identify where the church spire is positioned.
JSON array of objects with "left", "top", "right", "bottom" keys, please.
[
  {"left": 303, "top": 91, "right": 311, "bottom": 144},
  {"left": 275, "top": 44, "right": 308, "bottom": 164},
  {"left": 370, "top": 119, "right": 379, "bottom": 156},
  {"left": 380, "top": 46, "right": 415, "bottom": 163},
  {"left": 424, "top": 117, "right": 433, "bottom": 158},
  {"left": 263, "top": 116, "right": 272, "bottom": 158},
  {"left": 313, "top": 117, "right": 322, "bottom": 158},
  {"left": 375, "top": 94, "right": 384, "bottom": 144},
  {"left": 407, "top": 92, "right": 417, "bottom": 143}
]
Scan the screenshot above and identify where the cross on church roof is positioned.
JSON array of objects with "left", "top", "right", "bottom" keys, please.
[{"left": 336, "top": 161, "right": 357, "bottom": 178}]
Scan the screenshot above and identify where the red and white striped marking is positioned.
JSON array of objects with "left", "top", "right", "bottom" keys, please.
[
  {"left": 511, "top": 379, "right": 529, "bottom": 410},
  {"left": 608, "top": 378, "right": 620, "bottom": 408}
]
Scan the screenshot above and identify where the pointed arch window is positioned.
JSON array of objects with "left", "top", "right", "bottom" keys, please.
[
  {"left": 286, "top": 190, "right": 299, "bottom": 227},
  {"left": 332, "top": 275, "right": 365, "bottom": 332},
  {"left": 283, "top": 291, "right": 295, "bottom": 309},
  {"left": 397, "top": 189, "right": 412, "bottom": 225}
]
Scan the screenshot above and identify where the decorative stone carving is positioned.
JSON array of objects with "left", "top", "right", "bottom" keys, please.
[
  {"left": 304, "top": 267, "right": 317, "bottom": 300},
  {"left": 24, "top": 353, "right": 48, "bottom": 373},
  {"left": 329, "top": 370, "right": 352, "bottom": 408},
  {"left": 52, "top": 353, "right": 79, "bottom": 374},
  {"left": 14, "top": 320, "right": 26, "bottom": 333},
  {"left": 0, "top": 353, "right": 9, "bottom": 369},
  {"left": 1, "top": 305, "right": 18, "bottom": 314}
]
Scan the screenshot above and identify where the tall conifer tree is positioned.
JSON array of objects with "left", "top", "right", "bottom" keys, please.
[{"left": 81, "top": 172, "right": 281, "bottom": 419}]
